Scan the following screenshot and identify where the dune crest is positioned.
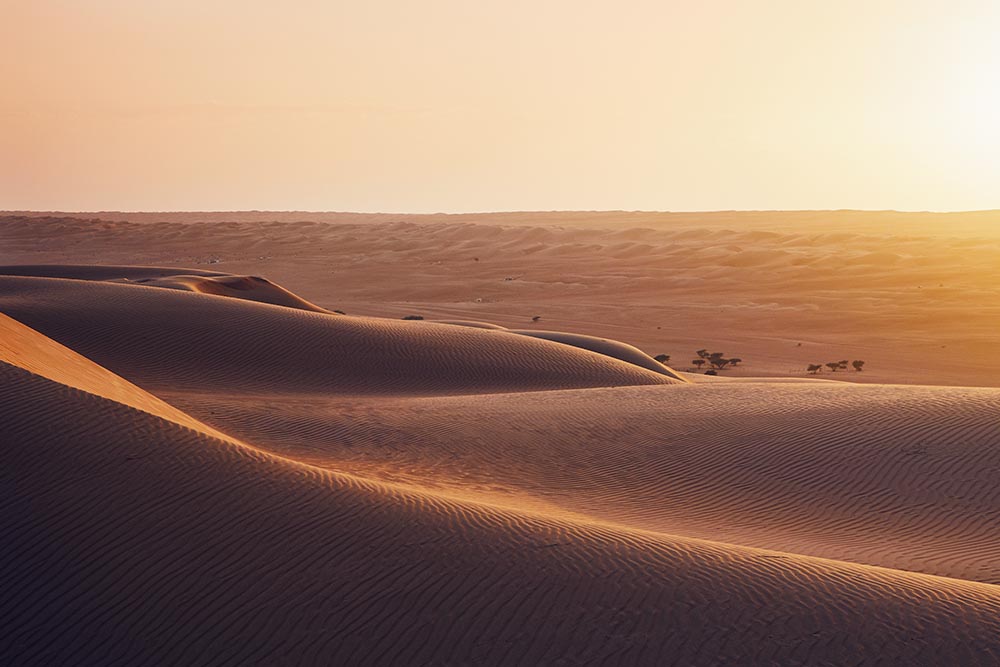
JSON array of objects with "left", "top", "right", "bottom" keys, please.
[
  {"left": 0, "top": 312, "right": 228, "bottom": 440},
  {"left": 509, "top": 329, "right": 684, "bottom": 379},
  {"left": 0, "top": 264, "right": 331, "bottom": 313},
  {"left": 4, "top": 340, "right": 1000, "bottom": 664},
  {"left": 3, "top": 261, "right": 1000, "bottom": 664},
  {"left": 0, "top": 274, "right": 681, "bottom": 397},
  {"left": 129, "top": 273, "right": 332, "bottom": 312}
]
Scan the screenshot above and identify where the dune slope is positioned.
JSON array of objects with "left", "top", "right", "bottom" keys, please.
[
  {"left": 0, "top": 275, "right": 680, "bottom": 396},
  {"left": 3, "top": 266, "right": 1000, "bottom": 664},
  {"left": 0, "top": 264, "right": 330, "bottom": 312},
  {"left": 3, "top": 357, "right": 1000, "bottom": 665},
  {"left": 0, "top": 312, "right": 229, "bottom": 440},
  {"left": 183, "top": 383, "right": 999, "bottom": 584}
]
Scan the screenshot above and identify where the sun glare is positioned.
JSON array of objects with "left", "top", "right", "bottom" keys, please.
[{"left": 925, "top": 20, "right": 1000, "bottom": 171}]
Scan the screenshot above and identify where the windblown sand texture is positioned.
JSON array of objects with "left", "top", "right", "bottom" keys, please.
[
  {"left": 4, "top": 210, "right": 1000, "bottom": 387},
  {"left": 2, "top": 213, "right": 1000, "bottom": 665}
]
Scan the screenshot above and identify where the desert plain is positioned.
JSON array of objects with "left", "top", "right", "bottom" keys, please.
[{"left": 2, "top": 210, "right": 1000, "bottom": 665}]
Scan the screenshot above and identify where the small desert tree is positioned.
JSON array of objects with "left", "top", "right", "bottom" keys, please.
[
  {"left": 729, "top": 358, "right": 742, "bottom": 367},
  {"left": 852, "top": 360, "right": 865, "bottom": 372},
  {"left": 692, "top": 359, "right": 706, "bottom": 370},
  {"left": 696, "top": 349, "right": 710, "bottom": 359},
  {"left": 807, "top": 364, "right": 822, "bottom": 374},
  {"left": 654, "top": 354, "right": 670, "bottom": 364},
  {"left": 710, "top": 358, "right": 731, "bottom": 370},
  {"left": 826, "top": 362, "right": 840, "bottom": 372}
]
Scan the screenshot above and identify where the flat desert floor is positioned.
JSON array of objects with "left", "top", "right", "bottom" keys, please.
[{"left": 2, "top": 211, "right": 1000, "bottom": 665}]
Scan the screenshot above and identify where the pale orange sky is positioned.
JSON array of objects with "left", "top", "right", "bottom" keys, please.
[{"left": 2, "top": 1, "right": 998, "bottom": 213}]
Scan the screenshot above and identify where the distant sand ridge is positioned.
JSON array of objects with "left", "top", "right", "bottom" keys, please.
[
  {"left": 2, "top": 262, "right": 1000, "bottom": 664},
  {"left": 3, "top": 210, "right": 999, "bottom": 387}
]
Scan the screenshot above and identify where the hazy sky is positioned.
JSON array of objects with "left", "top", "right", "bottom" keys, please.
[{"left": 3, "top": 1, "right": 999, "bottom": 212}]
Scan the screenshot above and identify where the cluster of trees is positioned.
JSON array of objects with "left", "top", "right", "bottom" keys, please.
[
  {"left": 653, "top": 350, "right": 743, "bottom": 373},
  {"left": 808, "top": 360, "right": 865, "bottom": 373},
  {"left": 692, "top": 349, "right": 742, "bottom": 371}
]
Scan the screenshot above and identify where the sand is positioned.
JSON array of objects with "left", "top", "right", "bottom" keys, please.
[
  {"left": 4, "top": 210, "right": 1000, "bottom": 387},
  {"left": 2, "top": 212, "right": 1000, "bottom": 664}
]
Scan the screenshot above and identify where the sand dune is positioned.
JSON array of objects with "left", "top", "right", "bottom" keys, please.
[
  {"left": 0, "top": 264, "right": 329, "bottom": 312},
  {"left": 197, "top": 384, "right": 996, "bottom": 584},
  {"left": 3, "top": 242, "right": 1000, "bottom": 663},
  {"left": 509, "top": 329, "right": 682, "bottom": 379},
  {"left": 4, "top": 211, "right": 999, "bottom": 387},
  {"left": 0, "top": 263, "right": 227, "bottom": 281},
  {"left": 130, "top": 273, "right": 331, "bottom": 312},
  {"left": 0, "top": 312, "right": 229, "bottom": 441},
  {"left": 3, "top": 313, "right": 1000, "bottom": 664},
  {"left": 0, "top": 274, "right": 679, "bottom": 397}
]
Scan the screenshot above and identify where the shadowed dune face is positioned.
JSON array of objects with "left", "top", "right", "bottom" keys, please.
[
  {"left": 3, "top": 336, "right": 1000, "bottom": 665},
  {"left": 3, "top": 261, "right": 1000, "bottom": 664},
  {"left": 0, "top": 275, "right": 680, "bottom": 396},
  {"left": 0, "top": 313, "right": 228, "bottom": 440},
  {"left": 0, "top": 265, "right": 680, "bottom": 377},
  {"left": 0, "top": 263, "right": 228, "bottom": 281},
  {"left": 509, "top": 329, "right": 683, "bottom": 379}
]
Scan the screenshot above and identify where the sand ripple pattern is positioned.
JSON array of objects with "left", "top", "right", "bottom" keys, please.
[
  {"left": 3, "top": 269, "right": 1000, "bottom": 664},
  {"left": 0, "top": 275, "right": 679, "bottom": 396},
  {"left": 3, "top": 366, "right": 1000, "bottom": 665},
  {"left": 190, "top": 384, "right": 1000, "bottom": 583}
]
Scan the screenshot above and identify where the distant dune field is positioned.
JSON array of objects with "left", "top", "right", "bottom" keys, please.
[
  {"left": 3, "top": 210, "right": 999, "bottom": 387},
  {"left": 3, "top": 215, "right": 1000, "bottom": 664}
]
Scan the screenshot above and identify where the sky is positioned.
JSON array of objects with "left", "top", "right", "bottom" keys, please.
[{"left": 2, "top": 0, "right": 999, "bottom": 213}]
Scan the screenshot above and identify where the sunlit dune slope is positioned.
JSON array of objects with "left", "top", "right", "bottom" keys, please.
[
  {"left": 189, "top": 383, "right": 1000, "bottom": 584},
  {"left": 0, "top": 275, "right": 681, "bottom": 396},
  {"left": 0, "top": 312, "right": 229, "bottom": 441},
  {"left": 3, "top": 355, "right": 1000, "bottom": 664}
]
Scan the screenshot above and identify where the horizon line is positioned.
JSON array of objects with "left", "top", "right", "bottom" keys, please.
[{"left": 5, "top": 208, "right": 1000, "bottom": 217}]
